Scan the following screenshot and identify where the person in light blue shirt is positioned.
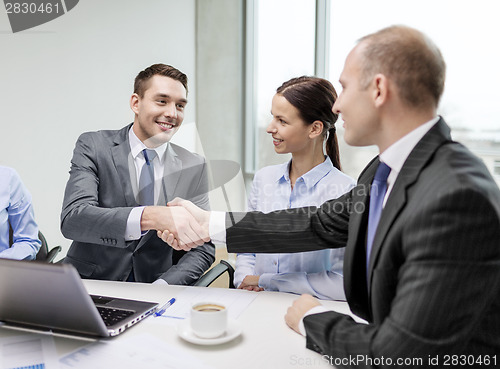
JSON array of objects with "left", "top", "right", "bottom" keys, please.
[
  {"left": 0, "top": 166, "right": 41, "bottom": 260},
  {"left": 234, "top": 76, "right": 355, "bottom": 300}
]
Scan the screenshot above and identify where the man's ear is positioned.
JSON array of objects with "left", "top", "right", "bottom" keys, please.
[
  {"left": 309, "top": 120, "right": 324, "bottom": 139},
  {"left": 372, "top": 73, "right": 389, "bottom": 108},
  {"left": 130, "top": 93, "right": 140, "bottom": 114}
]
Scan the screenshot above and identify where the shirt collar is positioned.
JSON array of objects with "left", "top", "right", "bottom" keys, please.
[
  {"left": 275, "top": 160, "right": 291, "bottom": 183},
  {"left": 276, "top": 156, "right": 334, "bottom": 189},
  {"left": 128, "top": 127, "right": 168, "bottom": 164},
  {"left": 380, "top": 116, "right": 439, "bottom": 174}
]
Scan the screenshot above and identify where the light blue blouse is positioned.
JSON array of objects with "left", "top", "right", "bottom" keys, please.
[
  {"left": 0, "top": 166, "right": 41, "bottom": 260},
  {"left": 234, "top": 157, "right": 355, "bottom": 300}
]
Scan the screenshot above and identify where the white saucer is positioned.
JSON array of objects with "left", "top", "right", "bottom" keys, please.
[{"left": 177, "top": 318, "right": 242, "bottom": 345}]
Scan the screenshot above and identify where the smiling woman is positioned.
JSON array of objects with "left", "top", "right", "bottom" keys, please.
[{"left": 234, "top": 76, "right": 355, "bottom": 300}]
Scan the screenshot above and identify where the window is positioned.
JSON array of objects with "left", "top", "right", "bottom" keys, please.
[
  {"left": 245, "top": 1, "right": 500, "bottom": 187},
  {"left": 494, "top": 160, "right": 500, "bottom": 176},
  {"left": 245, "top": 0, "right": 316, "bottom": 175},
  {"left": 329, "top": 0, "right": 500, "bottom": 182}
]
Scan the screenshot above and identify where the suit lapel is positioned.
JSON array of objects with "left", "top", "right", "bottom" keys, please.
[
  {"left": 110, "top": 124, "right": 137, "bottom": 207},
  {"left": 347, "top": 161, "right": 377, "bottom": 262},
  {"left": 135, "top": 229, "right": 155, "bottom": 251},
  {"left": 367, "top": 118, "right": 452, "bottom": 282},
  {"left": 344, "top": 158, "right": 377, "bottom": 319}
]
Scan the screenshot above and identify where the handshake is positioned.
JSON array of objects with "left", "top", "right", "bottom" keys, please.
[{"left": 141, "top": 198, "right": 211, "bottom": 251}]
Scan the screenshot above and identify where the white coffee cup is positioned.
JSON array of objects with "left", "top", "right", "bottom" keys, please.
[{"left": 190, "top": 302, "right": 228, "bottom": 338}]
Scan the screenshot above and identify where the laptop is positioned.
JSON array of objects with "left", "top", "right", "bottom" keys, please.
[{"left": 0, "top": 259, "right": 158, "bottom": 338}]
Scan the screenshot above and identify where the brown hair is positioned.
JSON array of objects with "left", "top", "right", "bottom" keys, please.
[
  {"left": 276, "top": 76, "right": 341, "bottom": 170},
  {"left": 358, "top": 25, "right": 446, "bottom": 109},
  {"left": 134, "top": 64, "right": 188, "bottom": 98}
]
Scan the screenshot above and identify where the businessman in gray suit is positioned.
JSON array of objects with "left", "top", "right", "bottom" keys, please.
[
  {"left": 61, "top": 64, "right": 214, "bottom": 284},
  {"left": 160, "top": 26, "right": 500, "bottom": 366}
]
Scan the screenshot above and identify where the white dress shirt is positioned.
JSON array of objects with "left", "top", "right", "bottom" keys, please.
[
  {"left": 380, "top": 117, "right": 440, "bottom": 206},
  {"left": 124, "top": 127, "right": 168, "bottom": 241}
]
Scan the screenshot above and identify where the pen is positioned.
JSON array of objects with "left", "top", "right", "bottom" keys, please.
[{"left": 155, "top": 297, "right": 176, "bottom": 316}]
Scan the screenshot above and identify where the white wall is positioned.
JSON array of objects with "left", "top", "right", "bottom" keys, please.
[{"left": 0, "top": 0, "right": 196, "bottom": 258}]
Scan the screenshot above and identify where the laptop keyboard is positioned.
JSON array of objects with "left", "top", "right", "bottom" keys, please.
[{"left": 96, "top": 306, "right": 135, "bottom": 327}]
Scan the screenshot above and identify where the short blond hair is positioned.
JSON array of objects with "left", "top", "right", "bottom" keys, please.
[{"left": 358, "top": 25, "right": 446, "bottom": 109}]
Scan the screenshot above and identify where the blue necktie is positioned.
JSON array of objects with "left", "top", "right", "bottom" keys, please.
[
  {"left": 138, "top": 149, "right": 157, "bottom": 206},
  {"left": 366, "top": 162, "right": 391, "bottom": 276}
]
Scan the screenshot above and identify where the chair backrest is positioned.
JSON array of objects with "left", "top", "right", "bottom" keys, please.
[
  {"left": 193, "top": 260, "right": 235, "bottom": 288},
  {"left": 8, "top": 225, "right": 59, "bottom": 262},
  {"left": 35, "top": 231, "right": 49, "bottom": 261}
]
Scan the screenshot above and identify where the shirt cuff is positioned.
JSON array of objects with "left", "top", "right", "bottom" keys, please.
[
  {"left": 258, "top": 273, "right": 274, "bottom": 290},
  {"left": 209, "top": 211, "right": 227, "bottom": 244},
  {"left": 152, "top": 278, "right": 169, "bottom": 285},
  {"left": 298, "top": 306, "right": 330, "bottom": 336},
  {"left": 125, "top": 206, "right": 146, "bottom": 240}
]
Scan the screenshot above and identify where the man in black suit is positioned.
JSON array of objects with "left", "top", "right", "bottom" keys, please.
[{"left": 160, "top": 26, "right": 500, "bottom": 366}]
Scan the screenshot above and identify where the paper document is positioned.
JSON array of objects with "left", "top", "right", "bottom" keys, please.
[
  {"left": 153, "top": 288, "right": 258, "bottom": 321},
  {"left": 59, "top": 334, "right": 214, "bottom": 369},
  {"left": 0, "top": 334, "right": 58, "bottom": 369}
]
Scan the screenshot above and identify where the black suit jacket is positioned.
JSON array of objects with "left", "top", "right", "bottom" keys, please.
[
  {"left": 61, "top": 124, "right": 215, "bottom": 284},
  {"left": 226, "top": 119, "right": 500, "bottom": 367}
]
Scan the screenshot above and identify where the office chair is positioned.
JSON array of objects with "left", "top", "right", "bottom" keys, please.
[
  {"left": 35, "top": 231, "right": 62, "bottom": 263},
  {"left": 9, "top": 225, "right": 62, "bottom": 263},
  {"left": 193, "top": 260, "right": 235, "bottom": 288}
]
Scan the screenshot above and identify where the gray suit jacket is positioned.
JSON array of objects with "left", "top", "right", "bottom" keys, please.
[
  {"left": 61, "top": 124, "right": 215, "bottom": 284},
  {"left": 225, "top": 118, "right": 500, "bottom": 366}
]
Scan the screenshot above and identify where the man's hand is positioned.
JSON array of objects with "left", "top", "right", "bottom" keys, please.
[
  {"left": 141, "top": 205, "right": 209, "bottom": 249},
  {"left": 168, "top": 197, "right": 210, "bottom": 226},
  {"left": 156, "top": 198, "right": 211, "bottom": 251},
  {"left": 238, "top": 275, "right": 264, "bottom": 292},
  {"left": 285, "top": 294, "right": 321, "bottom": 334}
]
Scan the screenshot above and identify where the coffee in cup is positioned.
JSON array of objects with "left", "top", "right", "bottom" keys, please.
[
  {"left": 190, "top": 302, "right": 227, "bottom": 338},
  {"left": 193, "top": 304, "right": 224, "bottom": 312}
]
